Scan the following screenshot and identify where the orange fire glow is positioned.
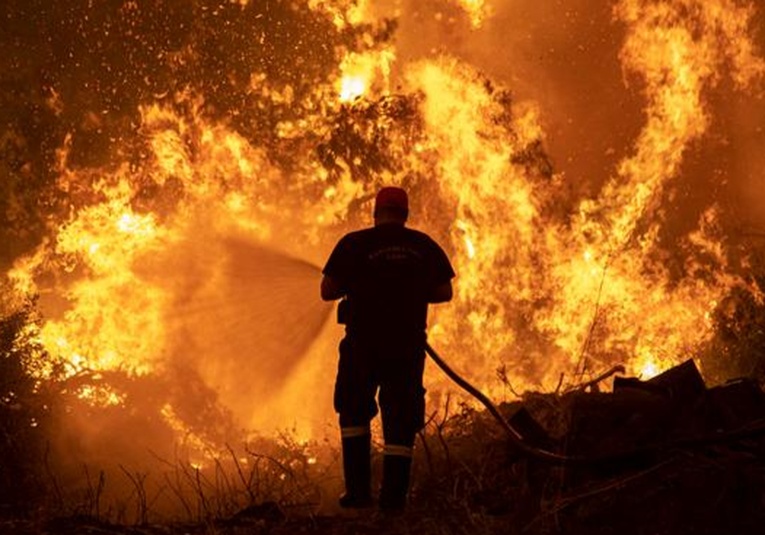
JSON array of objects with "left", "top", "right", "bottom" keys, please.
[{"left": 2, "top": 0, "right": 764, "bottom": 454}]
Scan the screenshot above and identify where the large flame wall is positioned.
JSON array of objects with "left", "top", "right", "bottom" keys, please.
[{"left": 1, "top": 0, "right": 764, "bottom": 451}]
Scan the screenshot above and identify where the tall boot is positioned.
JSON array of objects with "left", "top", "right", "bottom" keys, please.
[
  {"left": 339, "top": 431, "right": 373, "bottom": 508},
  {"left": 379, "top": 451, "right": 412, "bottom": 512}
]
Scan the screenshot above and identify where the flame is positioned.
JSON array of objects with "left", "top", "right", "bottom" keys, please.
[
  {"left": 339, "top": 75, "right": 367, "bottom": 102},
  {"left": 338, "top": 47, "right": 396, "bottom": 102},
  {"left": 598, "top": 0, "right": 765, "bottom": 252},
  {"left": 2, "top": 0, "right": 764, "bottom": 453},
  {"left": 636, "top": 355, "right": 659, "bottom": 379},
  {"left": 454, "top": 0, "right": 491, "bottom": 29},
  {"left": 311, "top": 0, "right": 371, "bottom": 29},
  {"left": 76, "top": 383, "right": 125, "bottom": 407},
  {"left": 31, "top": 179, "right": 168, "bottom": 379}
]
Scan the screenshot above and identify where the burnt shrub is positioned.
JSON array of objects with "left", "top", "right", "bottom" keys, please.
[{"left": 0, "top": 301, "right": 55, "bottom": 514}]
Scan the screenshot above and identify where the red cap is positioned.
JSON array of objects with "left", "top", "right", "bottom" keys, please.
[{"left": 375, "top": 187, "right": 408, "bottom": 212}]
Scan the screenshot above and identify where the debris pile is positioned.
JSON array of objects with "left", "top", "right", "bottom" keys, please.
[{"left": 447, "top": 360, "right": 765, "bottom": 534}]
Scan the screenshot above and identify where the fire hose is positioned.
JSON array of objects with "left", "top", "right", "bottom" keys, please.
[{"left": 424, "top": 342, "right": 574, "bottom": 463}]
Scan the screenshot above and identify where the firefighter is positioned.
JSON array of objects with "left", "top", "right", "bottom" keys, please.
[{"left": 321, "top": 186, "right": 455, "bottom": 511}]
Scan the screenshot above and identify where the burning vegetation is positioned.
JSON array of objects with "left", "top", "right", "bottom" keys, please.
[{"left": 1, "top": 0, "right": 765, "bottom": 532}]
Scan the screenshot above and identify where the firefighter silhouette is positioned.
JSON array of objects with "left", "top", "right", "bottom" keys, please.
[{"left": 321, "top": 186, "right": 455, "bottom": 511}]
